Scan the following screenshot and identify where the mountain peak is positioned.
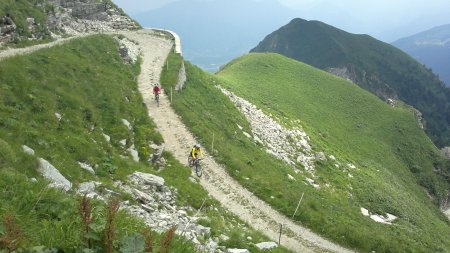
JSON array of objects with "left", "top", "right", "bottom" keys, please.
[{"left": 252, "top": 18, "right": 450, "bottom": 147}]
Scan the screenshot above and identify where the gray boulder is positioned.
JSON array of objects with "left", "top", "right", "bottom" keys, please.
[
  {"left": 255, "top": 241, "right": 278, "bottom": 250},
  {"left": 129, "top": 172, "right": 165, "bottom": 187}
]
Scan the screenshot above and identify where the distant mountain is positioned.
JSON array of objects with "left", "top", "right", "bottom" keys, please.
[
  {"left": 133, "top": 0, "right": 295, "bottom": 71},
  {"left": 393, "top": 24, "right": 450, "bottom": 87},
  {"left": 251, "top": 18, "right": 450, "bottom": 148}
]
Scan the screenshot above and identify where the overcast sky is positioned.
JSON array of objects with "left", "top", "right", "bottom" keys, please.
[{"left": 112, "top": 0, "right": 450, "bottom": 41}]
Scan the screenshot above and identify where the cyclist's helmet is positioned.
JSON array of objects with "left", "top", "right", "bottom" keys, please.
[{"left": 195, "top": 144, "right": 200, "bottom": 148}]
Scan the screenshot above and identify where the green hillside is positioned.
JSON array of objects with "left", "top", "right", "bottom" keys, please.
[
  {"left": 0, "top": 34, "right": 191, "bottom": 251},
  {"left": 166, "top": 53, "right": 450, "bottom": 252},
  {"left": 0, "top": 35, "right": 289, "bottom": 252},
  {"left": 251, "top": 18, "right": 450, "bottom": 148}
]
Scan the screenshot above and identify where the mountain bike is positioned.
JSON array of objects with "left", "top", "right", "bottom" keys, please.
[
  {"left": 155, "top": 92, "right": 160, "bottom": 107},
  {"left": 188, "top": 155, "right": 203, "bottom": 177}
]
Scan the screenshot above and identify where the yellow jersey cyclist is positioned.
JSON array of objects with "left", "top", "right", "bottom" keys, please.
[{"left": 189, "top": 144, "right": 203, "bottom": 166}]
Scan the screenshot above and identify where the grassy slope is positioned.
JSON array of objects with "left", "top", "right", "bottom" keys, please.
[
  {"left": 0, "top": 34, "right": 194, "bottom": 251},
  {"left": 0, "top": 35, "right": 291, "bottom": 252},
  {"left": 251, "top": 18, "right": 450, "bottom": 148},
  {"left": 167, "top": 53, "right": 450, "bottom": 252}
]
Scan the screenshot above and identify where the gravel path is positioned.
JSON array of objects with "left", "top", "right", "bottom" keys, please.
[
  {"left": 127, "top": 30, "right": 355, "bottom": 253},
  {"left": 0, "top": 34, "right": 94, "bottom": 61},
  {"left": 1, "top": 30, "right": 355, "bottom": 253}
]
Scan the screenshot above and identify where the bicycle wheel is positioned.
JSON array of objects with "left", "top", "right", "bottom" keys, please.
[
  {"left": 195, "top": 162, "right": 202, "bottom": 177},
  {"left": 155, "top": 94, "right": 160, "bottom": 106}
]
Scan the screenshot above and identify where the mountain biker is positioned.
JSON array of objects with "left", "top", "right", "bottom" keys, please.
[
  {"left": 190, "top": 144, "right": 203, "bottom": 164},
  {"left": 153, "top": 83, "right": 161, "bottom": 100}
]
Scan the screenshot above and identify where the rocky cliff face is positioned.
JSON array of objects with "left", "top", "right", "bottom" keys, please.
[
  {"left": 47, "top": 0, "right": 138, "bottom": 36},
  {"left": 0, "top": 0, "right": 138, "bottom": 46}
]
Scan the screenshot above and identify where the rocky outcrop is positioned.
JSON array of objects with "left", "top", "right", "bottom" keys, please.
[
  {"left": 175, "top": 61, "right": 187, "bottom": 91},
  {"left": 149, "top": 143, "right": 166, "bottom": 169},
  {"left": 442, "top": 147, "right": 450, "bottom": 158},
  {"left": 116, "top": 36, "right": 140, "bottom": 64},
  {"left": 48, "top": 0, "right": 108, "bottom": 20},
  {"left": 47, "top": 0, "right": 138, "bottom": 36},
  {"left": 0, "top": 15, "right": 17, "bottom": 43},
  {"left": 74, "top": 173, "right": 229, "bottom": 252},
  {"left": 327, "top": 67, "right": 354, "bottom": 83},
  {"left": 1, "top": 0, "right": 138, "bottom": 46}
]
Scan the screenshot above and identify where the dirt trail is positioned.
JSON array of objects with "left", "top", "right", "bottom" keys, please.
[
  {"left": 0, "top": 34, "right": 94, "bottom": 61},
  {"left": 127, "top": 30, "right": 355, "bottom": 253}
]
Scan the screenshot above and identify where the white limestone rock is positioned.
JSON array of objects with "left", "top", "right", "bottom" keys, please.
[
  {"left": 103, "top": 133, "right": 111, "bottom": 142},
  {"left": 227, "top": 249, "right": 250, "bottom": 253},
  {"left": 22, "top": 145, "right": 35, "bottom": 155},
  {"left": 360, "top": 207, "right": 370, "bottom": 217},
  {"left": 362, "top": 207, "right": 397, "bottom": 225},
  {"left": 78, "top": 182, "right": 96, "bottom": 194},
  {"left": 288, "top": 174, "right": 296, "bottom": 181},
  {"left": 219, "top": 234, "right": 230, "bottom": 242},
  {"left": 127, "top": 144, "right": 140, "bottom": 162},
  {"left": 77, "top": 182, "right": 103, "bottom": 200},
  {"left": 122, "top": 119, "right": 132, "bottom": 130},
  {"left": 38, "top": 158, "right": 72, "bottom": 191},
  {"left": 78, "top": 161, "right": 95, "bottom": 174},
  {"left": 315, "top": 152, "right": 327, "bottom": 161},
  {"left": 255, "top": 241, "right": 278, "bottom": 250},
  {"left": 55, "top": 112, "right": 62, "bottom": 121},
  {"left": 128, "top": 172, "right": 165, "bottom": 187}
]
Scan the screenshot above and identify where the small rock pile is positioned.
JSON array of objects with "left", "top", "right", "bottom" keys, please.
[{"left": 117, "top": 172, "right": 226, "bottom": 253}]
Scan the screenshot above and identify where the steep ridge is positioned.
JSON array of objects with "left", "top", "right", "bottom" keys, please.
[
  {"left": 126, "top": 30, "right": 354, "bottom": 253},
  {"left": 251, "top": 18, "right": 450, "bottom": 148}
]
